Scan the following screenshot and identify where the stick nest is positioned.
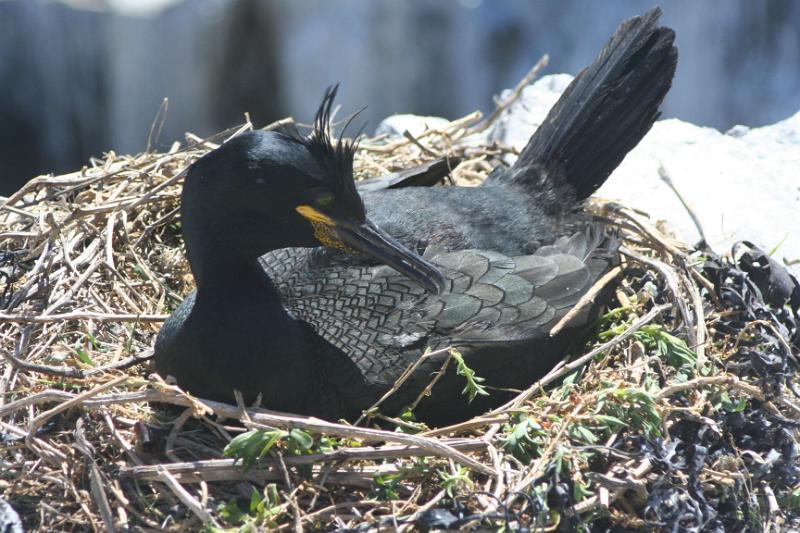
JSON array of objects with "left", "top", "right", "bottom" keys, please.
[{"left": 1, "top": 94, "right": 799, "bottom": 532}]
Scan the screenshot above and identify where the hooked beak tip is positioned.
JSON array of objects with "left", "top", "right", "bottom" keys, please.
[
  {"left": 296, "top": 205, "right": 445, "bottom": 295},
  {"left": 337, "top": 219, "right": 446, "bottom": 295}
]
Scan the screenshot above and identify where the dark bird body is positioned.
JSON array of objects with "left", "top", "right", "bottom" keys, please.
[{"left": 155, "top": 9, "right": 677, "bottom": 424}]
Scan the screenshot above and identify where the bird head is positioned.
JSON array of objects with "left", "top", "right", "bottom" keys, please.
[{"left": 181, "top": 85, "right": 444, "bottom": 294}]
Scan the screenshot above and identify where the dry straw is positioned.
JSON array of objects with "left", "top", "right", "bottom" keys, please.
[{"left": 1, "top": 61, "right": 798, "bottom": 532}]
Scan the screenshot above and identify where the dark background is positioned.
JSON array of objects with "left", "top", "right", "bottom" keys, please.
[{"left": 1, "top": 0, "right": 799, "bottom": 195}]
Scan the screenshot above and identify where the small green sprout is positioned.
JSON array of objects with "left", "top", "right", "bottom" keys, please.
[
  {"left": 438, "top": 465, "right": 473, "bottom": 497},
  {"left": 451, "top": 348, "right": 489, "bottom": 402},
  {"left": 212, "top": 484, "right": 283, "bottom": 532},
  {"left": 501, "top": 414, "right": 546, "bottom": 464},
  {"left": 372, "top": 470, "right": 408, "bottom": 501},
  {"left": 224, "top": 428, "right": 314, "bottom": 471}
]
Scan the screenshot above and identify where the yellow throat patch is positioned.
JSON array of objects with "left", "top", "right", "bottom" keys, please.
[{"left": 295, "top": 205, "right": 356, "bottom": 253}]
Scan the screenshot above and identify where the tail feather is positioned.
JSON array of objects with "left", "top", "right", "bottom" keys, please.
[{"left": 494, "top": 8, "right": 677, "bottom": 202}]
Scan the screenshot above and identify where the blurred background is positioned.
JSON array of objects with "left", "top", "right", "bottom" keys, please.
[{"left": 1, "top": 0, "right": 799, "bottom": 195}]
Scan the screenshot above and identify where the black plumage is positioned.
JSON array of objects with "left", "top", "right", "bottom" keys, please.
[{"left": 155, "top": 8, "right": 678, "bottom": 424}]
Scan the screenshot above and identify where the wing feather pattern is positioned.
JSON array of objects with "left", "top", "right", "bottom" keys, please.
[{"left": 260, "top": 226, "right": 616, "bottom": 394}]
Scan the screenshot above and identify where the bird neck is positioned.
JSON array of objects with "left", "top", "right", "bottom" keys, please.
[
  {"left": 191, "top": 254, "right": 277, "bottom": 297},
  {"left": 180, "top": 203, "right": 292, "bottom": 330},
  {"left": 181, "top": 210, "right": 287, "bottom": 292},
  {"left": 181, "top": 258, "right": 320, "bottom": 411}
]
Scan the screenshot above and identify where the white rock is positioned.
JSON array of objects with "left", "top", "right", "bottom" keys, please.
[
  {"left": 489, "top": 74, "right": 573, "bottom": 153},
  {"left": 374, "top": 114, "right": 453, "bottom": 139}
]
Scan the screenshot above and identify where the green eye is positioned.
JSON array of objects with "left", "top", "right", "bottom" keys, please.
[{"left": 315, "top": 192, "right": 334, "bottom": 207}]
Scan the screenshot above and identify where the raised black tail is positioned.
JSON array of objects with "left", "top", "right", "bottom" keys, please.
[{"left": 495, "top": 8, "right": 677, "bottom": 202}]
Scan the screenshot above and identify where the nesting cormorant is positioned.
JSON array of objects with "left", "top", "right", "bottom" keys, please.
[{"left": 155, "top": 9, "right": 677, "bottom": 424}]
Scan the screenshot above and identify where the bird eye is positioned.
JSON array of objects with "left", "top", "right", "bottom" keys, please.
[{"left": 314, "top": 191, "right": 334, "bottom": 207}]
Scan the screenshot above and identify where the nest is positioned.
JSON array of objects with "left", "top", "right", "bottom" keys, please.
[{"left": 1, "top": 69, "right": 800, "bottom": 532}]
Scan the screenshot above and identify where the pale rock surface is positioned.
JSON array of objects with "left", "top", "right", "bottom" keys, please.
[
  {"left": 377, "top": 74, "right": 800, "bottom": 271},
  {"left": 375, "top": 115, "right": 452, "bottom": 139}
]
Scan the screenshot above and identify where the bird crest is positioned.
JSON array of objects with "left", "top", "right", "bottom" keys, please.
[{"left": 300, "top": 84, "right": 366, "bottom": 219}]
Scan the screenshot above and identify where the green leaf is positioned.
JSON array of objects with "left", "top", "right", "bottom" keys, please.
[
  {"left": 132, "top": 265, "right": 148, "bottom": 279},
  {"left": 399, "top": 407, "right": 416, "bottom": 421},
  {"left": 593, "top": 414, "right": 627, "bottom": 430},
  {"left": 553, "top": 446, "right": 565, "bottom": 479},
  {"left": 562, "top": 371, "right": 579, "bottom": 386},
  {"left": 720, "top": 392, "right": 747, "bottom": 413},
  {"left": 258, "top": 431, "right": 286, "bottom": 460},
  {"left": 86, "top": 332, "right": 100, "bottom": 350},
  {"left": 501, "top": 416, "right": 545, "bottom": 464},
  {"left": 74, "top": 347, "right": 95, "bottom": 367},
  {"left": 288, "top": 428, "right": 313, "bottom": 451},
  {"left": 224, "top": 429, "right": 287, "bottom": 470},
  {"left": 573, "top": 481, "right": 592, "bottom": 502},
  {"left": 437, "top": 466, "right": 473, "bottom": 497},
  {"left": 372, "top": 470, "right": 407, "bottom": 500},
  {"left": 451, "top": 349, "right": 489, "bottom": 403},
  {"left": 217, "top": 498, "right": 247, "bottom": 525},
  {"left": 123, "top": 325, "right": 136, "bottom": 355},
  {"left": 571, "top": 425, "right": 598, "bottom": 444},
  {"left": 248, "top": 488, "right": 262, "bottom": 514},
  {"left": 635, "top": 324, "right": 697, "bottom": 370}
]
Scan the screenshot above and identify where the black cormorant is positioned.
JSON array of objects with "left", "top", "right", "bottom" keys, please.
[{"left": 155, "top": 8, "right": 678, "bottom": 424}]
